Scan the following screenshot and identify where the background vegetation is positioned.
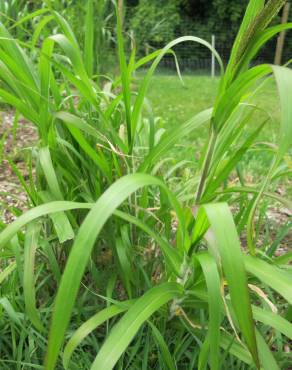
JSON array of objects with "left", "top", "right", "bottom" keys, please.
[{"left": 2, "top": 0, "right": 292, "bottom": 67}]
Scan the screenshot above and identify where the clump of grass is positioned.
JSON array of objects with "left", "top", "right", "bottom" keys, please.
[{"left": 0, "top": 1, "right": 291, "bottom": 369}]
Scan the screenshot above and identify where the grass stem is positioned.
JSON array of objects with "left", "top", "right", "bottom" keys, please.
[{"left": 195, "top": 127, "right": 217, "bottom": 204}]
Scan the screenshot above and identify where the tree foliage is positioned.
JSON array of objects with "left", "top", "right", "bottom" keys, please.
[
  {"left": 128, "top": 0, "right": 180, "bottom": 53},
  {"left": 126, "top": 0, "right": 290, "bottom": 62}
]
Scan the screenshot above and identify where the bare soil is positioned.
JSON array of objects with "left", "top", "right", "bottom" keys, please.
[{"left": 0, "top": 111, "right": 37, "bottom": 224}]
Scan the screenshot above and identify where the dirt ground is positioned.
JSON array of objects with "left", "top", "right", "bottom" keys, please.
[{"left": 0, "top": 111, "right": 37, "bottom": 224}]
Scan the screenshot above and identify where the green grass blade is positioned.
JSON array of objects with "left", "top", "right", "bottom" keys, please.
[
  {"left": 10, "top": 8, "right": 50, "bottom": 29},
  {"left": 252, "top": 306, "right": 292, "bottom": 340},
  {"left": 54, "top": 112, "right": 105, "bottom": 142},
  {"left": 31, "top": 15, "right": 55, "bottom": 47},
  {"left": 114, "top": 210, "right": 182, "bottom": 275},
  {"left": 0, "top": 201, "right": 91, "bottom": 249},
  {"left": 39, "top": 147, "right": 63, "bottom": 199},
  {"left": 91, "top": 283, "right": 183, "bottom": 370},
  {"left": 63, "top": 303, "right": 131, "bottom": 369},
  {"left": 84, "top": 0, "right": 94, "bottom": 77},
  {"left": 214, "top": 64, "right": 271, "bottom": 131},
  {"left": 115, "top": 3, "right": 132, "bottom": 149},
  {"left": 139, "top": 109, "right": 212, "bottom": 172},
  {"left": 7, "top": 158, "right": 37, "bottom": 204},
  {"left": 60, "top": 123, "right": 111, "bottom": 181},
  {"left": 272, "top": 65, "right": 292, "bottom": 167},
  {"left": 148, "top": 321, "right": 177, "bottom": 370},
  {"left": 202, "top": 203, "right": 259, "bottom": 367},
  {"left": 0, "top": 88, "right": 39, "bottom": 124},
  {"left": 0, "top": 22, "right": 39, "bottom": 89},
  {"left": 0, "top": 201, "right": 183, "bottom": 278},
  {"left": 38, "top": 192, "right": 75, "bottom": 244},
  {"left": 0, "top": 297, "right": 22, "bottom": 326},
  {"left": 131, "top": 37, "right": 223, "bottom": 146},
  {"left": 256, "top": 330, "right": 279, "bottom": 370},
  {"left": 212, "top": 186, "right": 292, "bottom": 209},
  {"left": 48, "top": 34, "right": 89, "bottom": 85},
  {"left": 228, "top": 0, "right": 264, "bottom": 65},
  {"left": 204, "top": 120, "right": 266, "bottom": 198},
  {"left": 0, "top": 261, "right": 16, "bottom": 284},
  {"left": 219, "top": 332, "right": 252, "bottom": 365},
  {"left": 23, "top": 222, "right": 45, "bottom": 332},
  {"left": 115, "top": 237, "right": 134, "bottom": 298},
  {"left": 44, "top": 174, "right": 183, "bottom": 370},
  {"left": 196, "top": 253, "right": 221, "bottom": 370},
  {"left": 237, "top": 23, "right": 292, "bottom": 72},
  {"left": 244, "top": 255, "right": 292, "bottom": 305},
  {"left": 246, "top": 65, "right": 292, "bottom": 251},
  {"left": 39, "top": 147, "right": 74, "bottom": 243}
]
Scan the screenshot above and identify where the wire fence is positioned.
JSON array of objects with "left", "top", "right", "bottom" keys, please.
[{"left": 135, "top": 29, "right": 292, "bottom": 75}]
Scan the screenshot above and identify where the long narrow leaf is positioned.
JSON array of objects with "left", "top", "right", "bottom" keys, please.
[
  {"left": 44, "top": 174, "right": 183, "bottom": 370},
  {"left": 91, "top": 283, "right": 183, "bottom": 370}
]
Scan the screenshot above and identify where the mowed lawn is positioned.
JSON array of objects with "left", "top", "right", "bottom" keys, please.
[
  {"left": 145, "top": 73, "right": 280, "bottom": 137},
  {"left": 137, "top": 73, "right": 288, "bottom": 185}
]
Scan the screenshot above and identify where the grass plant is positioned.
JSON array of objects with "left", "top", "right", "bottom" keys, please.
[{"left": 0, "top": 0, "right": 291, "bottom": 369}]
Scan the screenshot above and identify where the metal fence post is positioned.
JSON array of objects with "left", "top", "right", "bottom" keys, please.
[{"left": 211, "top": 34, "right": 215, "bottom": 78}]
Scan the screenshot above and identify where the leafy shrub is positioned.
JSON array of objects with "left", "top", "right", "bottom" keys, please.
[{"left": 0, "top": 1, "right": 291, "bottom": 369}]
